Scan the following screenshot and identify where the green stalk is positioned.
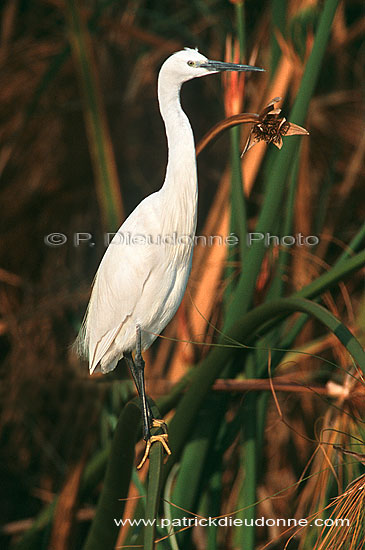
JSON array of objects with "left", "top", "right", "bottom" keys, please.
[
  {"left": 313, "top": 156, "right": 336, "bottom": 237},
  {"left": 229, "top": 7, "right": 257, "bottom": 547},
  {"left": 164, "top": 296, "right": 365, "bottom": 479},
  {"left": 64, "top": 0, "right": 123, "bottom": 230},
  {"left": 337, "top": 223, "right": 365, "bottom": 264},
  {"left": 235, "top": 1, "right": 246, "bottom": 60},
  {"left": 144, "top": 445, "right": 164, "bottom": 550},
  {"left": 171, "top": 394, "right": 226, "bottom": 548},
  {"left": 271, "top": 0, "right": 287, "bottom": 74},
  {"left": 225, "top": 3, "right": 247, "bottom": 298},
  {"left": 227, "top": 0, "right": 340, "bottom": 321},
  {"left": 83, "top": 402, "right": 140, "bottom": 550},
  {"left": 255, "top": 246, "right": 365, "bottom": 377},
  {"left": 225, "top": 126, "right": 247, "bottom": 299},
  {"left": 266, "top": 150, "right": 300, "bottom": 301},
  {"left": 295, "top": 249, "right": 365, "bottom": 300},
  {"left": 234, "top": 1, "right": 247, "bottom": 262},
  {"left": 234, "top": 357, "right": 257, "bottom": 549},
  {"left": 248, "top": 249, "right": 365, "bottom": 353},
  {"left": 205, "top": 469, "right": 223, "bottom": 550},
  {"left": 122, "top": 400, "right": 169, "bottom": 550}
]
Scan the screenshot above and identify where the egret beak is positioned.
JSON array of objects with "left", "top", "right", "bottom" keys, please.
[{"left": 200, "top": 60, "right": 264, "bottom": 73}]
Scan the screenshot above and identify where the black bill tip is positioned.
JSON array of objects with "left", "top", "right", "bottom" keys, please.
[{"left": 200, "top": 60, "right": 265, "bottom": 72}]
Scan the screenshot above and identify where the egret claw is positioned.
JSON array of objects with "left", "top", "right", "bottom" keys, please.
[
  {"left": 152, "top": 418, "right": 168, "bottom": 432},
  {"left": 137, "top": 433, "right": 172, "bottom": 470}
]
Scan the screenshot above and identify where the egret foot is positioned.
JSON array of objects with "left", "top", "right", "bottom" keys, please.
[
  {"left": 151, "top": 418, "right": 168, "bottom": 432},
  {"left": 137, "top": 432, "right": 171, "bottom": 470},
  {"left": 137, "top": 419, "right": 171, "bottom": 470}
]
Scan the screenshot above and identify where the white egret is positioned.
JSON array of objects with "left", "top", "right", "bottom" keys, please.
[{"left": 76, "top": 48, "right": 263, "bottom": 468}]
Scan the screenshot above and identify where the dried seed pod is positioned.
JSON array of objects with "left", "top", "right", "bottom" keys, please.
[{"left": 241, "top": 97, "right": 309, "bottom": 156}]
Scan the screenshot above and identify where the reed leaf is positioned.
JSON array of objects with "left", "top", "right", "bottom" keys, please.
[
  {"left": 228, "top": 0, "right": 340, "bottom": 320},
  {"left": 165, "top": 296, "right": 365, "bottom": 476},
  {"left": 144, "top": 444, "right": 164, "bottom": 550},
  {"left": 82, "top": 401, "right": 140, "bottom": 550},
  {"left": 171, "top": 394, "right": 226, "bottom": 548},
  {"left": 271, "top": 0, "right": 287, "bottom": 73},
  {"left": 64, "top": 0, "right": 123, "bottom": 230}
]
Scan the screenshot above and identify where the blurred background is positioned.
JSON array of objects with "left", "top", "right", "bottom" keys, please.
[{"left": 0, "top": 1, "right": 364, "bottom": 549}]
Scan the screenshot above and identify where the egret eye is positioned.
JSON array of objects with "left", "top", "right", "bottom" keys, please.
[{"left": 187, "top": 60, "right": 195, "bottom": 67}]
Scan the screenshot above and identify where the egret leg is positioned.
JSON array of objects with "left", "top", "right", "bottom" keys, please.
[
  {"left": 132, "top": 325, "right": 151, "bottom": 442},
  {"left": 124, "top": 351, "right": 153, "bottom": 426},
  {"left": 133, "top": 325, "right": 171, "bottom": 469}
]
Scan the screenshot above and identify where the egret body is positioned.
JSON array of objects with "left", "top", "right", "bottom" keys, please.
[{"left": 76, "top": 49, "right": 263, "bottom": 467}]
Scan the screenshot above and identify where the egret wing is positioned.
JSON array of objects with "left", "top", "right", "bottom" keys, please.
[{"left": 78, "top": 193, "right": 163, "bottom": 372}]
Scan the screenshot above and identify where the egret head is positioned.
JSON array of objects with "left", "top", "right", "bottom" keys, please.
[{"left": 160, "top": 48, "right": 264, "bottom": 84}]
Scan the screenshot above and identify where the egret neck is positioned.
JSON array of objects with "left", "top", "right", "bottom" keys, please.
[{"left": 157, "top": 69, "right": 198, "bottom": 239}]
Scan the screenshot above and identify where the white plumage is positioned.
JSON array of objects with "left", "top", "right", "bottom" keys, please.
[
  {"left": 76, "top": 48, "right": 263, "bottom": 376},
  {"left": 77, "top": 49, "right": 206, "bottom": 373}
]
